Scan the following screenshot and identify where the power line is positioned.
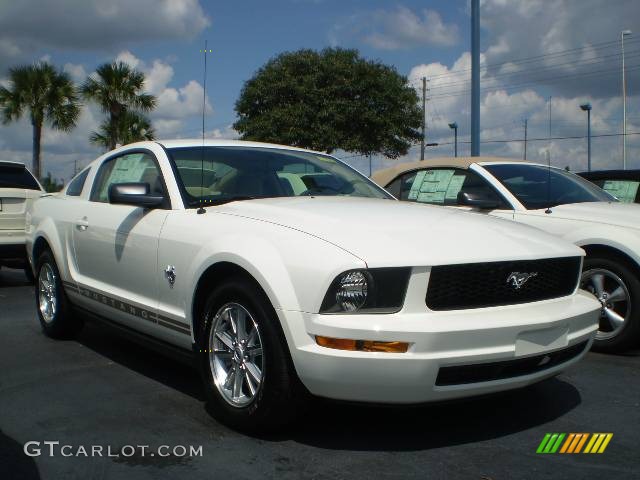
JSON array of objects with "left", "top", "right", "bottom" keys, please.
[
  {"left": 428, "top": 49, "right": 640, "bottom": 91},
  {"left": 429, "top": 64, "right": 640, "bottom": 99},
  {"left": 433, "top": 131, "right": 640, "bottom": 146},
  {"left": 409, "top": 37, "right": 640, "bottom": 82}
]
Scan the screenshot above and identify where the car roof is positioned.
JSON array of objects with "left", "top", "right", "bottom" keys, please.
[
  {"left": 371, "top": 156, "right": 526, "bottom": 187},
  {"left": 0, "top": 160, "right": 26, "bottom": 169},
  {"left": 154, "top": 139, "right": 327, "bottom": 155}
]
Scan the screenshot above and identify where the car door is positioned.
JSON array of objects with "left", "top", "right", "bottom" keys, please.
[
  {"left": 391, "top": 167, "right": 514, "bottom": 218},
  {"left": 71, "top": 150, "right": 170, "bottom": 336}
]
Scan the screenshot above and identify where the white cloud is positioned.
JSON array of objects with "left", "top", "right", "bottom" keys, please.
[
  {"left": 0, "top": 0, "right": 210, "bottom": 54},
  {"left": 113, "top": 51, "right": 212, "bottom": 120},
  {"left": 330, "top": 6, "right": 459, "bottom": 50},
  {"left": 63, "top": 63, "right": 88, "bottom": 82}
]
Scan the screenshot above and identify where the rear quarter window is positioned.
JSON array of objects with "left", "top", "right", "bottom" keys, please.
[{"left": 66, "top": 169, "right": 90, "bottom": 197}]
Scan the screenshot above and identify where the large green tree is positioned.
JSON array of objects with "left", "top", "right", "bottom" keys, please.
[
  {"left": 0, "top": 62, "right": 80, "bottom": 179},
  {"left": 90, "top": 110, "right": 155, "bottom": 150},
  {"left": 82, "top": 61, "right": 156, "bottom": 150},
  {"left": 234, "top": 48, "right": 422, "bottom": 158}
]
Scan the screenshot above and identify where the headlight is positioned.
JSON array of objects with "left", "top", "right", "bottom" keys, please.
[
  {"left": 335, "top": 270, "right": 369, "bottom": 311},
  {"left": 320, "top": 268, "right": 411, "bottom": 314}
]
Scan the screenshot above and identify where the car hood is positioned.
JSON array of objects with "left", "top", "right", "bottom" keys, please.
[
  {"left": 216, "top": 197, "right": 582, "bottom": 267},
  {"left": 538, "top": 202, "right": 640, "bottom": 230}
]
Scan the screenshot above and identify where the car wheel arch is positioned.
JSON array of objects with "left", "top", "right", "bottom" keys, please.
[
  {"left": 580, "top": 244, "right": 640, "bottom": 277},
  {"left": 191, "top": 262, "right": 289, "bottom": 350},
  {"left": 32, "top": 236, "right": 52, "bottom": 263}
]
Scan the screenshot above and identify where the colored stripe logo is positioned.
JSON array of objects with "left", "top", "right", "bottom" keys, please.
[{"left": 536, "top": 433, "right": 613, "bottom": 454}]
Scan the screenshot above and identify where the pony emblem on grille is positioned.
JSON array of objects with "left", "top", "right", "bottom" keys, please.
[{"left": 506, "top": 271, "right": 538, "bottom": 290}]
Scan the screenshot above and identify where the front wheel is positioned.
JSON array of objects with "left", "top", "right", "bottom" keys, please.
[
  {"left": 197, "top": 276, "right": 307, "bottom": 432},
  {"left": 581, "top": 256, "right": 640, "bottom": 353}
]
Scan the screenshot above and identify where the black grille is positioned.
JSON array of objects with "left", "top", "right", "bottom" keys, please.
[
  {"left": 435, "top": 341, "right": 589, "bottom": 386},
  {"left": 426, "top": 257, "right": 581, "bottom": 310}
]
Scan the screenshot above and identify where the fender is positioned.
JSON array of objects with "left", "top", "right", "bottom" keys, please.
[{"left": 562, "top": 226, "right": 640, "bottom": 268}]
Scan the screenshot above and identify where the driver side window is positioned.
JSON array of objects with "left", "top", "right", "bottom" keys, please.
[
  {"left": 398, "top": 168, "right": 507, "bottom": 208},
  {"left": 91, "top": 152, "right": 164, "bottom": 203}
]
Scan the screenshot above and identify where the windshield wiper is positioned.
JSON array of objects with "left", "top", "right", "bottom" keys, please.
[{"left": 190, "top": 195, "right": 259, "bottom": 207}]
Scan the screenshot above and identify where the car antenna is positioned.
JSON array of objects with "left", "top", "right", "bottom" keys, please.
[
  {"left": 197, "top": 40, "right": 209, "bottom": 215},
  {"left": 545, "top": 98, "right": 552, "bottom": 214},
  {"left": 545, "top": 149, "right": 552, "bottom": 214}
]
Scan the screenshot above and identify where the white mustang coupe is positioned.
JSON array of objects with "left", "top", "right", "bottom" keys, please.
[
  {"left": 26, "top": 141, "right": 599, "bottom": 431},
  {"left": 373, "top": 157, "right": 640, "bottom": 353}
]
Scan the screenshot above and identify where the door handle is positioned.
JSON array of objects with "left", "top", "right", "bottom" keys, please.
[{"left": 76, "top": 217, "right": 89, "bottom": 231}]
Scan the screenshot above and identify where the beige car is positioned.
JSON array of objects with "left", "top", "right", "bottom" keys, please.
[{"left": 0, "top": 161, "right": 44, "bottom": 281}]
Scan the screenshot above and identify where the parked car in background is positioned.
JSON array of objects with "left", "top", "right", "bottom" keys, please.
[
  {"left": 26, "top": 141, "right": 599, "bottom": 432},
  {"left": 578, "top": 169, "right": 640, "bottom": 204},
  {"left": 0, "top": 161, "right": 43, "bottom": 281},
  {"left": 373, "top": 157, "right": 640, "bottom": 353}
]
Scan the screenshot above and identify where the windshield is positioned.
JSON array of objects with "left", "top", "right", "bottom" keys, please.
[
  {"left": 483, "top": 163, "right": 615, "bottom": 209},
  {"left": 166, "top": 146, "right": 391, "bottom": 207}
]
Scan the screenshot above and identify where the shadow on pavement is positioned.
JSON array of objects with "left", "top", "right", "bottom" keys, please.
[
  {"left": 74, "top": 313, "right": 582, "bottom": 452},
  {"left": 0, "top": 267, "right": 30, "bottom": 288},
  {"left": 76, "top": 322, "right": 205, "bottom": 402},
  {"left": 0, "top": 430, "right": 40, "bottom": 480},
  {"left": 266, "top": 377, "right": 582, "bottom": 451}
]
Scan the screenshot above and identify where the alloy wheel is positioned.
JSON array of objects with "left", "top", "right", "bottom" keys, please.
[
  {"left": 38, "top": 263, "right": 57, "bottom": 323},
  {"left": 209, "top": 302, "right": 264, "bottom": 407},
  {"left": 581, "top": 268, "right": 630, "bottom": 341}
]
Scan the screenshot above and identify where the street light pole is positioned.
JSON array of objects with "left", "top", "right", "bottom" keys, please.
[
  {"left": 580, "top": 103, "right": 592, "bottom": 172},
  {"left": 622, "top": 29, "right": 631, "bottom": 169},
  {"left": 448, "top": 122, "right": 458, "bottom": 157},
  {"left": 471, "top": 0, "right": 480, "bottom": 156},
  {"left": 420, "top": 76, "right": 427, "bottom": 160}
]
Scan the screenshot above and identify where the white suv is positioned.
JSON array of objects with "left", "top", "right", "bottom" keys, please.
[{"left": 0, "top": 161, "right": 43, "bottom": 281}]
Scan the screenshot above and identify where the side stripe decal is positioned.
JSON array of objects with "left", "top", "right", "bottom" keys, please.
[{"left": 62, "top": 281, "right": 190, "bottom": 335}]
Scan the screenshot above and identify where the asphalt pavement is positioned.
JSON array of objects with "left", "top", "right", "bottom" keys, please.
[{"left": 1, "top": 267, "right": 639, "bottom": 480}]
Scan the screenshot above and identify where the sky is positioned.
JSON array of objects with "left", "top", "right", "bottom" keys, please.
[{"left": 0, "top": 0, "right": 639, "bottom": 181}]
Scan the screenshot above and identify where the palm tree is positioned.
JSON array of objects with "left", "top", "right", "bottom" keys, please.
[
  {"left": 0, "top": 63, "right": 80, "bottom": 179},
  {"left": 82, "top": 62, "right": 156, "bottom": 150},
  {"left": 90, "top": 110, "right": 155, "bottom": 150}
]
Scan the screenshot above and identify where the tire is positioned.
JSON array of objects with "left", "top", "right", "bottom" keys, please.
[
  {"left": 581, "top": 255, "right": 640, "bottom": 353},
  {"left": 35, "top": 249, "right": 83, "bottom": 339},
  {"left": 197, "top": 276, "right": 307, "bottom": 432},
  {"left": 24, "top": 264, "right": 35, "bottom": 283}
]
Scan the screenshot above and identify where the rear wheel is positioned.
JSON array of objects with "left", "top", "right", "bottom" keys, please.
[
  {"left": 35, "top": 250, "right": 83, "bottom": 338},
  {"left": 197, "top": 276, "right": 306, "bottom": 432},
  {"left": 581, "top": 255, "right": 640, "bottom": 353}
]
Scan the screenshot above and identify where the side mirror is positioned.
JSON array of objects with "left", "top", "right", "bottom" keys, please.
[
  {"left": 458, "top": 191, "right": 500, "bottom": 210},
  {"left": 109, "top": 182, "right": 165, "bottom": 209}
]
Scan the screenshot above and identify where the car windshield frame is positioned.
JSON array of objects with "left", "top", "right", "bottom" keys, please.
[
  {"left": 483, "top": 163, "right": 616, "bottom": 210},
  {"left": 164, "top": 146, "right": 393, "bottom": 207}
]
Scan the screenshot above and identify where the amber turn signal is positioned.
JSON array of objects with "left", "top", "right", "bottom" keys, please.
[{"left": 315, "top": 336, "right": 409, "bottom": 353}]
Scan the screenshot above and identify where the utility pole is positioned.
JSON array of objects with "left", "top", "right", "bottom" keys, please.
[
  {"left": 420, "top": 76, "right": 427, "bottom": 160},
  {"left": 622, "top": 30, "right": 632, "bottom": 169},
  {"left": 471, "top": 0, "right": 480, "bottom": 156},
  {"left": 548, "top": 96, "right": 552, "bottom": 165},
  {"left": 523, "top": 118, "right": 528, "bottom": 160},
  {"left": 580, "top": 103, "right": 592, "bottom": 171}
]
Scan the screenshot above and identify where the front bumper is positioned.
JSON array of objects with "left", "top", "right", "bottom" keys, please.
[{"left": 285, "top": 290, "right": 599, "bottom": 404}]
